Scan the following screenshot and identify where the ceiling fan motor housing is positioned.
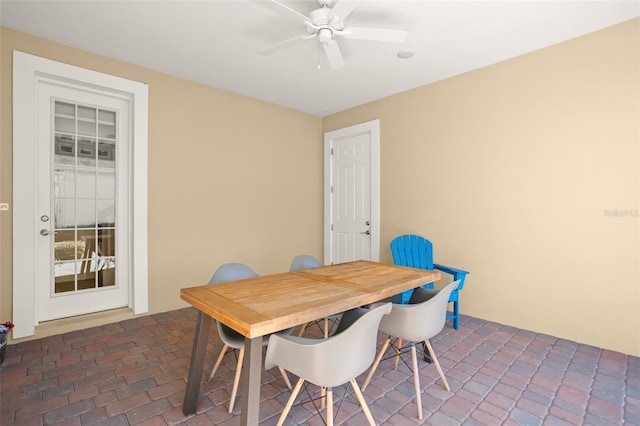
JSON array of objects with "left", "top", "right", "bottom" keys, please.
[
  {"left": 309, "top": 7, "right": 331, "bottom": 27},
  {"left": 309, "top": 6, "right": 343, "bottom": 41}
]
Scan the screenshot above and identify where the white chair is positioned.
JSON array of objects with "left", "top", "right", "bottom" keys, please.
[
  {"left": 265, "top": 303, "right": 392, "bottom": 426},
  {"left": 361, "top": 281, "right": 459, "bottom": 420},
  {"left": 206, "top": 263, "right": 292, "bottom": 413},
  {"left": 290, "top": 254, "right": 341, "bottom": 338}
]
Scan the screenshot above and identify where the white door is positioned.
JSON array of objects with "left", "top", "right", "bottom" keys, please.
[
  {"left": 36, "top": 82, "right": 130, "bottom": 321},
  {"left": 13, "top": 52, "right": 149, "bottom": 338},
  {"left": 324, "top": 120, "right": 380, "bottom": 264}
]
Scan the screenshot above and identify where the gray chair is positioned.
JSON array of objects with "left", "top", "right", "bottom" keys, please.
[
  {"left": 361, "top": 281, "right": 459, "bottom": 420},
  {"left": 290, "top": 254, "right": 340, "bottom": 338},
  {"left": 290, "top": 254, "right": 323, "bottom": 271},
  {"left": 265, "top": 303, "right": 392, "bottom": 426},
  {"left": 206, "top": 263, "right": 292, "bottom": 413}
]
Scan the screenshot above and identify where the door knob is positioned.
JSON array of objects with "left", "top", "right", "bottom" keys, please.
[
  {"left": 360, "top": 230, "right": 370, "bottom": 235},
  {"left": 40, "top": 229, "right": 50, "bottom": 236}
]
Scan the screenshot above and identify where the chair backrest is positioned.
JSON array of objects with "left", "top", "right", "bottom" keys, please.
[
  {"left": 379, "top": 281, "right": 459, "bottom": 342},
  {"left": 321, "top": 303, "right": 392, "bottom": 385},
  {"left": 208, "top": 263, "right": 259, "bottom": 342},
  {"left": 208, "top": 263, "right": 258, "bottom": 284},
  {"left": 289, "top": 255, "right": 322, "bottom": 271},
  {"left": 265, "top": 303, "right": 392, "bottom": 388},
  {"left": 390, "top": 234, "right": 434, "bottom": 270}
]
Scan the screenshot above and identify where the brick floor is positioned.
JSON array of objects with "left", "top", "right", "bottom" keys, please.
[{"left": 1, "top": 308, "right": 638, "bottom": 425}]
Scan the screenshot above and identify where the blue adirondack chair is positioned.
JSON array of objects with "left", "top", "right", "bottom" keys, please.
[{"left": 390, "top": 234, "right": 469, "bottom": 330}]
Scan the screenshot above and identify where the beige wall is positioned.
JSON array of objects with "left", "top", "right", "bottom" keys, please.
[
  {"left": 324, "top": 18, "right": 640, "bottom": 356},
  {"left": 0, "top": 27, "right": 323, "bottom": 339},
  {"left": 2, "top": 19, "right": 639, "bottom": 356}
]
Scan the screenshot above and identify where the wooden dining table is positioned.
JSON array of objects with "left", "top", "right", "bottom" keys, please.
[{"left": 180, "top": 260, "right": 440, "bottom": 425}]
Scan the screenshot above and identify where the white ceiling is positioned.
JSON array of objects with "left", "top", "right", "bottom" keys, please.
[{"left": 2, "top": 1, "right": 638, "bottom": 117}]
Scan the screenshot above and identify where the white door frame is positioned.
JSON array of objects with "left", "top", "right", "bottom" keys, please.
[
  {"left": 12, "top": 51, "right": 149, "bottom": 338},
  {"left": 324, "top": 119, "right": 380, "bottom": 264}
]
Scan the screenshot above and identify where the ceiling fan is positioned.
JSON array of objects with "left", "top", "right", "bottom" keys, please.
[{"left": 252, "top": 0, "right": 409, "bottom": 70}]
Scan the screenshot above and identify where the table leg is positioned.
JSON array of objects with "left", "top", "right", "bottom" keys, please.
[
  {"left": 240, "top": 336, "right": 262, "bottom": 425},
  {"left": 183, "top": 311, "right": 211, "bottom": 416}
]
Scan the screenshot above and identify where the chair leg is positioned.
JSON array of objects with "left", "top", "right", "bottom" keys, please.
[
  {"left": 362, "top": 338, "right": 390, "bottom": 391},
  {"left": 208, "top": 344, "right": 229, "bottom": 381},
  {"left": 297, "top": 322, "right": 308, "bottom": 337},
  {"left": 276, "top": 377, "right": 305, "bottom": 426},
  {"left": 323, "top": 317, "right": 329, "bottom": 338},
  {"left": 424, "top": 339, "right": 450, "bottom": 391},
  {"left": 278, "top": 366, "right": 292, "bottom": 390},
  {"left": 453, "top": 300, "right": 459, "bottom": 330},
  {"left": 410, "top": 344, "right": 423, "bottom": 420},
  {"left": 326, "top": 387, "right": 334, "bottom": 426},
  {"left": 228, "top": 347, "right": 244, "bottom": 413},
  {"left": 394, "top": 338, "right": 403, "bottom": 369},
  {"left": 351, "top": 378, "right": 375, "bottom": 426}
]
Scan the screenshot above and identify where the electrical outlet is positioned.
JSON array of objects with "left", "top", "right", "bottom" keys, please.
[{"left": 0, "top": 203, "right": 9, "bottom": 211}]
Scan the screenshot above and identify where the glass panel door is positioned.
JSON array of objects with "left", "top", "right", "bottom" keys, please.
[{"left": 53, "top": 101, "right": 117, "bottom": 294}]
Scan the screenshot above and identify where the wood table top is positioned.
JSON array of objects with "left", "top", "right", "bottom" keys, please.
[{"left": 180, "top": 260, "right": 440, "bottom": 338}]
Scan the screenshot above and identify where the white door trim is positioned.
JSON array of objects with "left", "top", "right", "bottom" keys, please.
[
  {"left": 12, "top": 51, "right": 149, "bottom": 338},
  {"left": 324, "top": 119, "right": 380, "bottom": 264}
]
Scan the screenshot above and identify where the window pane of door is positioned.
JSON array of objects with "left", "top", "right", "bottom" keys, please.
[{"left": 53, "top": 101, "right": 118, "bottom": 294}]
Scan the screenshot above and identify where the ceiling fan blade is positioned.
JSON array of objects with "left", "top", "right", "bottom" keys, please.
[
  {"left": 258, "top": 34, "right": 316, "bottom": 55},
  {"left": 338, "top": 27, "right": 409, "bottom": 43},
  {"left": 329, "top": 0, "right": 356, "bottom": 25},
  {"left": 322, "top": 40, "right": 345, "bottom": 70},
  {"left": 250, "top": 0, "right": 310, "bottom": 26}
]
